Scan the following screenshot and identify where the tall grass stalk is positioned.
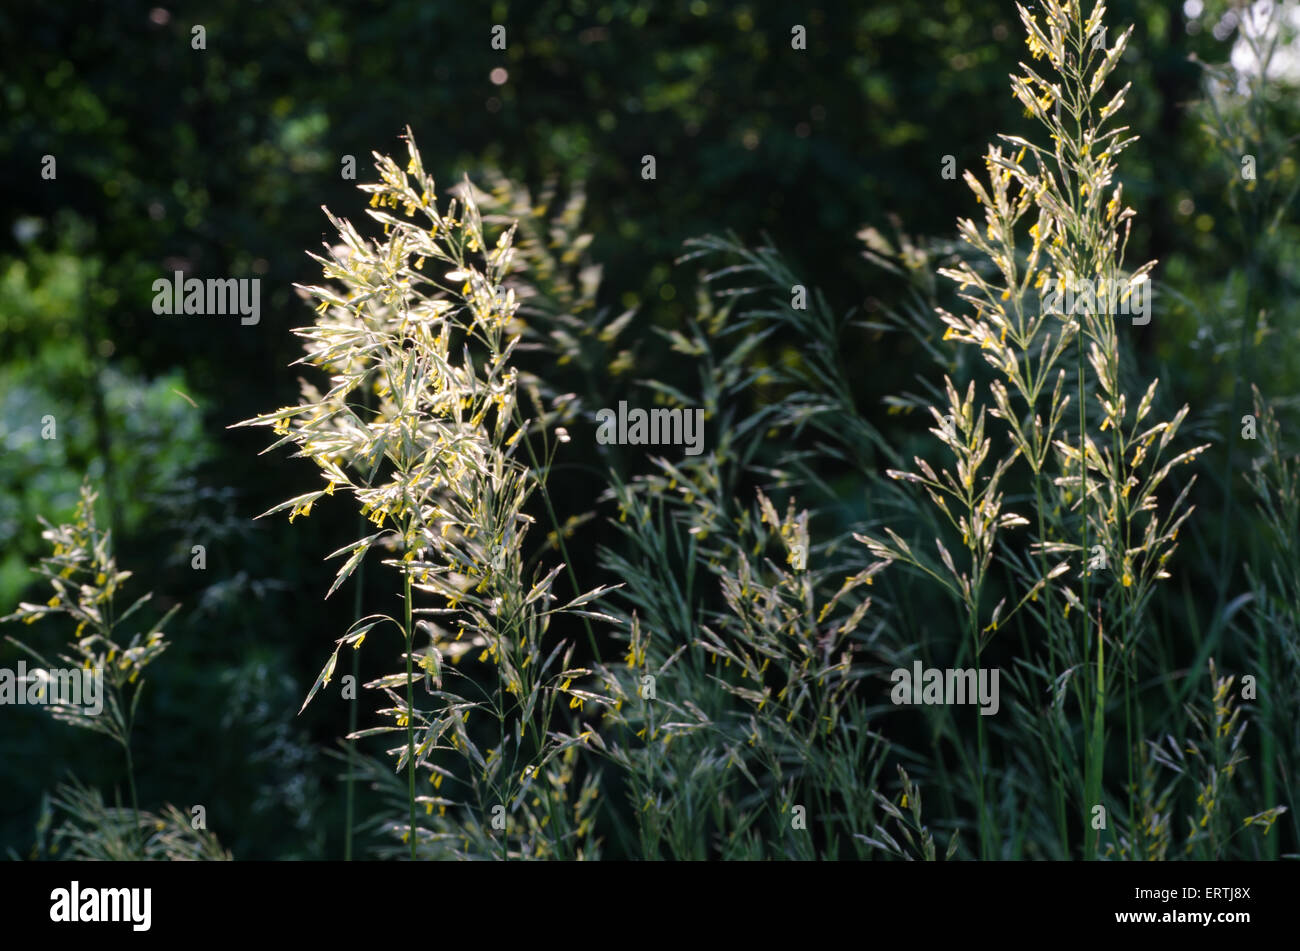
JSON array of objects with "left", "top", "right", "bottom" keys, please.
[
  {"left": 1, "top": 483, "right": 227, "bottom": 860},
  {"left": 860, "top": 0, "right": 1209, "bottom": 858},
  {"left": 236, "top": 130, "right": 612, "bottom": 859}
]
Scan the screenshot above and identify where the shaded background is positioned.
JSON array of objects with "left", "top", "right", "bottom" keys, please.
[{"left": 1, "top": 0, "right": 1296, "bottom": 858}]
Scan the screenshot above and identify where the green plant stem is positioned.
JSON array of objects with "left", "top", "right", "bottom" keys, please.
[
  {"left": 498, "top": 674, "right": 507, "bottom": 862},
  {"left": 345, "top": 536, "right": 364, "bottom": 861},
  {"left": 404, "top": 569, "right": 416, "bottom": 861},
  {"left": 122, "top": 737, "right": 142, "bottom": 857},
  {"left": 346, "top": 385, "right": 372, "bottom": 862},
  {"left": 1123, "top": 648, "right": 1134, "bottom": 857},
  {"left": 1086, "top": 611, "right": 1105, "bottom": 860},
  {"left": 1256, "top": 623, "right": 1277, "bottom": 859},
  {"left": 1078, "top": 349, "right": 1101, "bottom": 860},
  {"left": 1032, "top": 469, "right": 1072, "bottom": 858}
]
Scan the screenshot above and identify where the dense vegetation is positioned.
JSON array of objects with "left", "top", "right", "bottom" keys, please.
[{"left": 1, "top": 0, "right": 1297, "bottom": 860}]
